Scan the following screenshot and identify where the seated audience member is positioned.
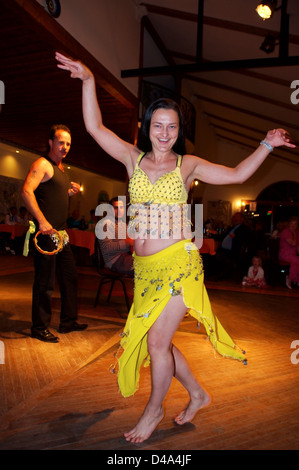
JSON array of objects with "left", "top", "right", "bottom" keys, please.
[
  {"left": 17, "top": 206, "right": 30, "bottom": 226},
  {"left": 67, "top": 209, "right": 87, "bottom": 230},
  {"left": 98, "top": 197, "right": 133, "bottom": 275},
  {"left": 278, "top": 216, "right": 299, "bottom": 289},
  {"left": 3, "top": 207, "right": 19, "bottom": 254},
  {"left": 250, "top": 219, "right": 267, "bottom": 261},
  {"left": 242, "top": 256, "right": 266, "bottom": 288},
  {"left": 5, "top": 206, "right": 19, "bottom": 225},
  {"left": 210, "top": 212, "right": 252, "bottom": 280},
  {"left": 271, "top": 220, "right": 287, "bottom": 239},
  {"left": 87, "top": 209, "right": 98, "bottom": 231},
  {"left": 12, "top": 206, "right": 30, "bottom": 254}
]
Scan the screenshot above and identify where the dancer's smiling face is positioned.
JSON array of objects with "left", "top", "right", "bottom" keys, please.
[{"left": 149, "top": 108, "right": 179, "bottom": 153}]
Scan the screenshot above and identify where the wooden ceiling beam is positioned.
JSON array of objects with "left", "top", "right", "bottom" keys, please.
[
  {"left": 121, "top": 54, "right": 299, "bottom": 78},
  {"left": 186, "top": 74, "right": 296, "bottom": 112},
  {"left": 141, "top": 3, "right": 299, "bottom": 44},
  {"left": 142, "top": 16, "right": 176, "bottom": 66},
  {"left": 194, "top": 92, "right": 299, "bottom": 132},
  {"left": 215, "top": 132, "right": 299, "bottom": 166},
  {"left": 6, "top": 0, "right": 138, "bottom": 109}
]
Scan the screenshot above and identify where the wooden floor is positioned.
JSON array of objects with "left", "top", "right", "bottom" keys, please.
[{"left": 0, "top": 253, "right": 299, "bottom": 452}]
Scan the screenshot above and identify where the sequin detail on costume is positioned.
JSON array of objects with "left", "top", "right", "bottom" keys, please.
[
  {"left": 128, "top": 154, "right": 188, "bottom": 205},
  {"left": 128, "top": 153, "right": 191, "bottom": 239},
  {"left": 133, "top": 241, "right": 202, "bottom": 321},
  {"left": 114, "top": 240, "right": 247, "bottom": 398}
]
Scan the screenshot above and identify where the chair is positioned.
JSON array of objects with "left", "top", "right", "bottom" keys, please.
[{"left": 94, "top": 239, "right": 133, "bottom": 312}]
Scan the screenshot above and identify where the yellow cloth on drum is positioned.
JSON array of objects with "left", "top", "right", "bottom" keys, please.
[
  {"left": 117, "top": 239, "right": 246, "bottom": 398},
  {"left": 23, "top": 220, "right": 36, "bottom": 257}
]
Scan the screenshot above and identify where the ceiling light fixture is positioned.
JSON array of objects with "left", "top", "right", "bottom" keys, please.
[
  {"left": 256, "top": 0, "right": 289, "bottom": 58},
  {"left": 256, "top": 1, "right": 278, "bottom": 20}
]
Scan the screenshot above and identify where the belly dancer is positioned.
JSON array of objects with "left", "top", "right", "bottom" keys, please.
[{"left": 56, "top": 52, "right": 295, "bottom": 443}]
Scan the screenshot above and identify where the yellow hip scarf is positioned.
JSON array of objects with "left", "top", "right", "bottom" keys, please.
[{"left": 116, "top": 240, "right": 246, "bottom": 398}]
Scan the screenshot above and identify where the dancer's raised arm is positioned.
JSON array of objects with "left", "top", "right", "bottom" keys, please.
[
  {"left": 55, "top": 52, "right": 138, "bottom": 172},
  {"left": 184, "top": 128, "right": 296, "bottom": 188}
]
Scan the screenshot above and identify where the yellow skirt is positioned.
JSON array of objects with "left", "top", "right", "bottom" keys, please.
[{"left": 116, "top": 240, "right": 246, "bottom": 398}]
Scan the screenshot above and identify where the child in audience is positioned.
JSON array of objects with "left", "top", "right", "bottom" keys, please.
[{"left": 242, "top": 256, "right": 266, "bottom": 288}]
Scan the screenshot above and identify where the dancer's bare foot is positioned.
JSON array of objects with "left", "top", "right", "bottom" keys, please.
[
  {"left": 174, "top": 389, "right": 211, "bottom": 425},
  {"left": 124, "top": 406, "right": 164, "bottom": 444}
]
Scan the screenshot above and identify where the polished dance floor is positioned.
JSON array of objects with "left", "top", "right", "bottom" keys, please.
[{"left": 0, "top": 253, "right": 298, "bottom": 451}]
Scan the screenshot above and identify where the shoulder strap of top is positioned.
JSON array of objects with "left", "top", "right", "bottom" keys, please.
[
  {"left": 137, "top": 152, "right": 145, "bottom": 166},
  {"left": 136, "top": 152, "right": 182, "bottom": 167},
  {"left": 176, "top": 155, "right": 183, "bottom": 168}
]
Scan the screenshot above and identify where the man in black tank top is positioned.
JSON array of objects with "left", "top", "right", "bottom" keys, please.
[{"left": 22, "top": 125, "right": 88, "bottom": 342}]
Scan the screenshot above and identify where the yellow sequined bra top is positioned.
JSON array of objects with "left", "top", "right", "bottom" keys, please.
[
  {"left": 128, "top": 152, "right": 188, "bottom": 205},
  {"left": 127, "top": 153, "right": 191, "bottom": 240}
]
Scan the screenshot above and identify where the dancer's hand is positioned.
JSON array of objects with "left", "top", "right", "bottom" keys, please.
[
  {"left": 55, "top": 52, "right": 93, "bottom": 81},
  {"left": 264, "top": 129, "right": 296, "bottom": 149},
  {"left": 68, "top": 182, "right": 80, "bottom": 197}
]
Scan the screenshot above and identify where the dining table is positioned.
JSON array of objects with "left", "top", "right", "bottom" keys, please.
[{"left": 0, "top": 224, "right": 28, "bottom": 239}]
